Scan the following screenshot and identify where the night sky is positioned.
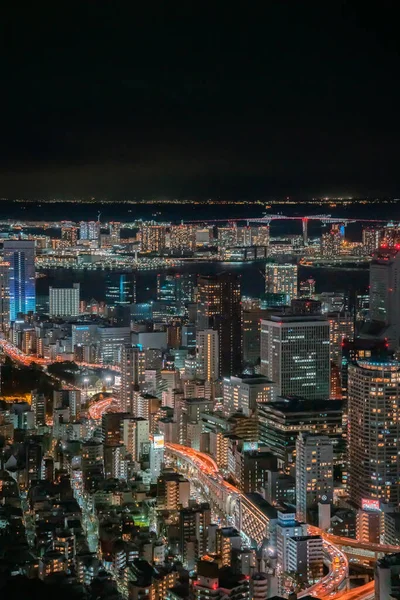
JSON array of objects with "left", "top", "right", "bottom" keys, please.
[{"left": 2, "top": 3, "right": 400, "bottom": 199}]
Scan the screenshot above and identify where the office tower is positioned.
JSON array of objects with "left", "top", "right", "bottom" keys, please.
[
  {"left": 260, "top": 314, "right": 330, "bottom": 400},
  {"left": 218, "top": 225, "right": 237, "bottom": 248},
  {"left": 296, "top": 433, "right": 333, "bottom": 522},
  {"left": 242, "top": 304, "right": 270, "bottom": 367},
  {"left": 79, "top": 221, "right": 100, "bottom": 241},
  {"left": 216, "top": 527, "right": 242, "bottom": 567},
  {"left": 299, "top": 277, "right": 316, "bottom": 297},
  {"left": 256, "top": 395, "right": 343, "bottom": 467},
  {"left": 223, "top": 375, "right": 275, "bottom": 416},
  {"left": 97, "top": 325, "right": 131, "bottom": 364},
  {"left": 320, "top": 224, "right": 342, "bottom": 257},
  {"left": 196, "top": 329, "right": 219, "bottom": 382},
  {"left": 265, "top": 262, "right": 297, "bottom": 302},
  {"left": 25, "top": 438, "right": 43, "bottom": 484},
  {"left": 3, "top": 240, "right": 36, "bottom": 321},
  {"left": 348, "top": 359, "right": 400, "bottom": 507},
  {"left": 369, "top": 247, "right": 400, "bottom": 348},
  {"left": 362, "top": 226, "right": 383, "bottom": 255},
  {"left": 60, "top": 224, "right": 78, "bottom": 247},
  {"left": 328, "top": 311, "right": 354, "bottom": 398},
  {"left": 276, "top": 510, "right": 307, "bottom": 573},
  {"left": 140, "top": 223, "right": 167, "bottom": 253},
  {"left": 251, "top": 225, "right": 270, "bottom": 247},
  {"left": 105, "top": 273, "right": 133, "bottom": 306},
  {"left": 196, "top": 273, "right": 241, "bottom": 377},
  {"left": 31, "top": 391, "right": 46, "bottom": 427},
  {"left": 0, "top": 260, "right": 10, "bottom": 329},
  {"left": 109, "top": 221, "right": 121, "bottom": 243},
  {"left": 157, "top": 272, "right": 195, "bottom": 302},
  {"left": 101, "top": 412, "right": 124, "bottom": 445},
  {"left": 49, "top": 283, "right": 80, "bottom": 317},
  {"left": 121, "top": 346, "right": 146, "bottom": 412}
]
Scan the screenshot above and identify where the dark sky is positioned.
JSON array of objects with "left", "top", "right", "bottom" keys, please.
[{"left": 1, "top": 2, "right": 400, "bottom": 199}]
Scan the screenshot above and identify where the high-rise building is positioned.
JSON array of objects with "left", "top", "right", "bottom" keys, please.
[
  {"left": 60, "top": 225, "right": 78, "bottom": 247},
  {"left": 369, "top": 247, "right": 400, "bottom": 348},
  {"left": 169, "top": 224, "right": 196, "bottom": 252},
  {"left": 362, "top": 226, "right": 383, "bottom": 255},
  {"left": 196, "top": 273, "right": 241, "bottom": 377},
  {"left": 79, "top": 221, "right": 100, "bottom": 241},
  {"left": 375, "top": 553, "right": 400, "bottom": 600},
  {"left": 121, "top": 346, "right": 146, "bottom": 412},
  {"left": 320, "top": 224, "right": 342, "bottom": 257},
  {"left": 140, "top": 224, "right": 167, "bottom": 253},
  {"left": 196, "top": 329, "right": 219, "bottom": 382},
  {"left": 105, "top": 273, "right": 133, "bottom": 306},
  {"left": 0, "top": 260, "right": 10, "bottom": 329},
  {"left": 299, "top": 278, "right": 316, "bottom": 297},
  {"left": 157, "top": 273, "right": 195, "bottom": 303},
  {"left": 287, "top": 535, "right": 323, "bottom": 584},
  {"left": 3, "top": 240, "right": 36, "bottom": 321},
  {"left": 348, "top": 359, "right": 400, "bottom": 507},
  {"left": 260, "top": 314, "right": 330, "bottom": 400},
  {"left": 223, "top": 375, "right": 275, "bottom": 416},
  {"left": 109, "top": 221, "right": 121, "bottom": 243},
  {"left": 265, "top": 263, "right": 297, "bottom": 302},
  {"left": 31, "top": 391, "right": 46, "bottom": 427},
  {"left": 296, "top": 433, "right": 333, "bottom": 522},
  {"left": 49, "top": 284, "right": 80, "bottom": 317},
  {"left": 242, "top": 304, "right": 270, "bottom": 367}
]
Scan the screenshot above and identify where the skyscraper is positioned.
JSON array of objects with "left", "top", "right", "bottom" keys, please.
[
  {"left": 196, "top": 329, "right": 219, "bottom": 382},
  {"left": 265, "top": 263, "right": 297, "bottom": 302},
  {"left": 196, "top": 273, "right": 241, "bottom": 377},
  {"left": 121, "top": 346, "right": 146, "bottom": 412},
  {"left": 0, "top": 260, "right": 10, "bottom": 329},
  {"left": 3, "top": 240, "right": 36, "bottom": 322},
  {"left": 320, "top": 224, "right": 342, "bottom": 257},
  {"left": 49, "top": 284, "right": 80, "bottom": 317},
  {"left": 369, "top": 247, "right": 400, "bottom": 348},
  {"left": 348, "top": 359, "right": 400, "bottom": 507},
  {"left": 105, "top": 273, "right": 133, "bottom": 306},
  {"left": 260, "top": 314, "right": 330, "bottom": 400},
  {"left": 79, "top": 221, "right": 100, "bottom": 241},
  {"left": 296, "top": 433, "right": 333, "bottom": 522}
]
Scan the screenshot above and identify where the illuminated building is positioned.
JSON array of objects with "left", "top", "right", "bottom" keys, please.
[
  {"left": 150, "top": 433, "right": 165, "bottom": 480},
  {"left": 79, "top": 220, "right": 100, "bottom": 241},
  {"left": 157, "top": 272, "right": 195, "bottom": 302},
  {"left": 223, "top": 375, "right": 275, "bottom": 416},
  {"left": 265, "top": 262, "right": 297, "bottom": 302},
  {"left": 53, "top": 388, "right": 81, "bottom": 421},
  {"left": 348, "top": 360, "right": 400, "bottom": 507},
  {"left": 251, "top": 225, "right": 270, "bottom": 247},
  {"left": 109, "top": 221, "right": 121, "bottom": 243},
  {"left": 105, "top": 273, "right": 133, "bottom": 305},
  {"left": 121, "top": 346, "right": 146, "bottom": 412},
  {"left": 31, "top": 390, "right": 46, "bottom": 427},
  {"left": 97, "top": 325, "right": 131, "bottom": 365},
  {"left": 196, "top": 329, "right": 219, "bottom": 382},
  {"left": 287, "top": 535, "right": 323, "bottom": 584},
  {"left": 3, "top": 240, "right": 36, "bottom": 322},
  {"left": 179, "top": 503, "right": 211, "bottom": 568},
  {"left": 169, "top": 224, "right": 196, "bottom": 251},
  {"left": 60, "top": 224, "right": 78, "bottom": 247},
  {"left": 375, "top": 553, "right": 400, "bottom": 600},
  {"left": 276, "top": 509, "right": 307, "bottom": 572},
  {"left": 299, "top": 277, "right": 316, "bottom": 297},
  {"left": 258, "top": 398, "right": 343, "bottom": 464},
  {"left": 156, "top": 471, "right": 190, "bottom": 510},
  {"left": 194, "top": 560, "right": 250, "bottom": 600},
  {"left": 260, "top": 314, "right": 330, "bottom": 400},
  {"left": 295, "top": 433, "right": 333, "bottom": 522},
  {"left": 242, "top": 305, "right": 270, "bottom": 367},
  {"left": 140, "top": 223, "right": 167, "bottom": 253},
  {"left": 196, "top": 273, "right": 242, "bottom": 377},
  {"left": 49, "top": 283, "right": 80, "bottom": 317},
  {"left": 356, "top": 502, "right": 381, "bottom": 544},
  {"left": 362, "top": 226, "right": 383, "bottom": 255},
  {"left": 218, "top": 225, "right": 237, "bottom": 248},
  {"left": 328, "top": 311, "right": 354, "bottom": 398},
  {"left": 216, "top": 527, "right": 241, "bottom": 566},
  {"left": 54, "top": 529, "right": 76, "bottom": 567},
  {"left": 39, "top": 550, "right": 67, "bottom": 580},
  {"left": 320, "top": 224, "right": 342, "bottom": 257},
  {"left": 369, "top": 247, "right": 400, "bottom": 348},
  {"left": 121, "top": 415, "right": 149, "bottom": 461},
  {"left": 0, "top": 260, "right": 10, "bottom": 328}
]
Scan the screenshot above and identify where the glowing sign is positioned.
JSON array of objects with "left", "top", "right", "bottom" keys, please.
[
  {"left": 243, "top": 441, "right": 258, "bottom": 452},
  {"left": 153, "top": 434, "right": 164, "bottom": 449},
  {"left": 362, "top": 498, "right": 381, "bottom": 512}
]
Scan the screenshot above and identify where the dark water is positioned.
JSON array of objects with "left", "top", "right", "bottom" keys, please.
[{"left": 37, "top": 262, "right": 369, "bottom": 304}]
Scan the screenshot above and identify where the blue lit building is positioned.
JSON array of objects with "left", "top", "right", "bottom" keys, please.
[
  {"left": 3, "top": 240, "right": 36, "bottom": 322},
  {"left": 105, "top": 273, "right": 133, "bottom": 306}
]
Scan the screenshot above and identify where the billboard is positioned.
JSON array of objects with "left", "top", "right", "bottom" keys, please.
[
  {"left": 361, "top": 498, "right": 381, "bottom": 512},
  {"left": 153, "top": 434, "right": 165, "bottom": 449}
]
